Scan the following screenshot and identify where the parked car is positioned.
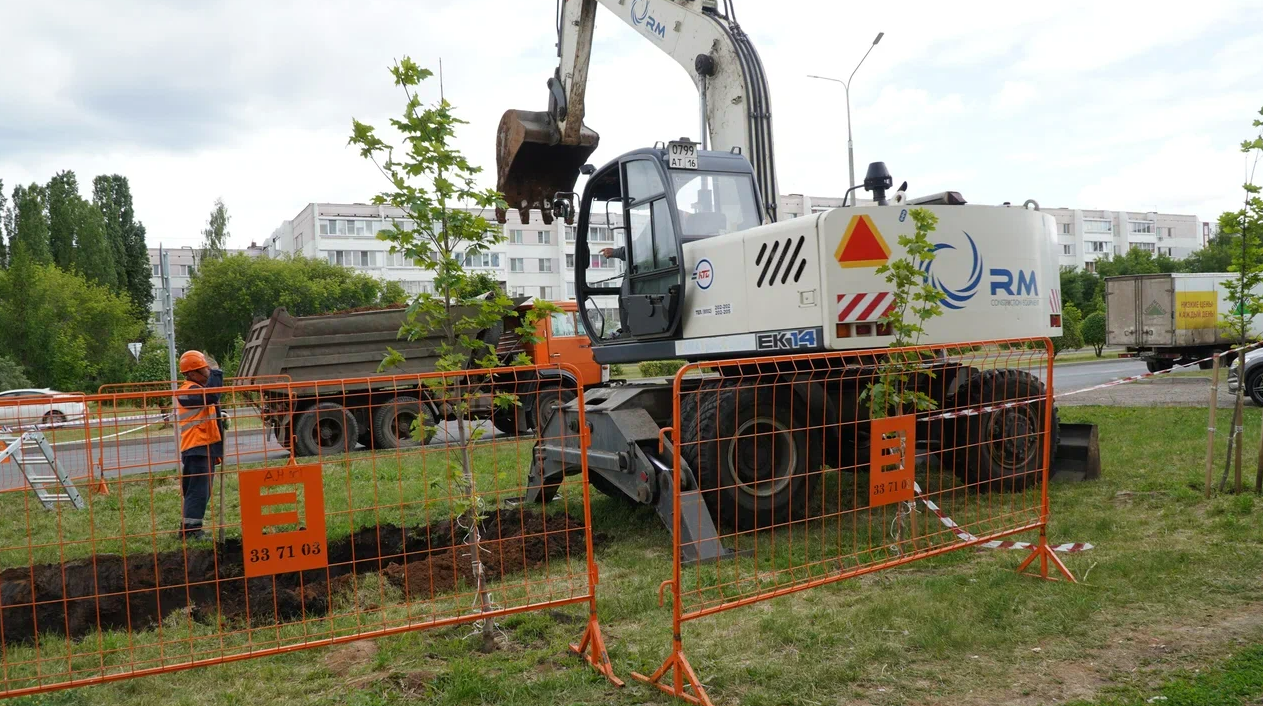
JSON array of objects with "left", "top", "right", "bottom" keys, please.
[
  {"left": 1227, "top": 350, "right": 1263, "bottom": 406},
  {"left": 0, "top": 389, "right": 87, "bottom": 428}
]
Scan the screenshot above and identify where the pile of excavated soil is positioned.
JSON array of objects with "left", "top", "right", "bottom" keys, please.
[{"left": 0, "top": 508, "right": 588, "bottom": 646}]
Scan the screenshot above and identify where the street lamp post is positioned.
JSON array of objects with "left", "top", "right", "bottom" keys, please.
[{"left": 808, "top": 31, "right": 884, "bottom": 191}]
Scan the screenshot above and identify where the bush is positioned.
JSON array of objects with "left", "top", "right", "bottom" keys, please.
[
  {"left": 0, "top": 356, "right": 32, "bottom": 391},
  {"left": 1052, "top": 303, "right": 1084, "bottom": 356},
  {"left": 609, "top": 363, "right": 625, "bottom": 377},
  {"left": 637, "top": 359, "right": 687, "bottom": 377},
  {"left": 1081, "top": 311, "right": 1107, "bottom": 356}
]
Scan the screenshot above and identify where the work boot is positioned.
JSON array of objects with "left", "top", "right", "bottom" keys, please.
[{"left": 180, "top": 523, "right": 207, "bottom": 541}]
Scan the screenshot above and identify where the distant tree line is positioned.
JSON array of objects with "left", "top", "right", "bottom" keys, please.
[{"left": 0, "top": 172, "right": 153, "bottom": 391}]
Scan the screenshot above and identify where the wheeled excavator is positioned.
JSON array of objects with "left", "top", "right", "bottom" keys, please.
[{"left": 497, "top": 0, "right": 1100, "bottom": 560}]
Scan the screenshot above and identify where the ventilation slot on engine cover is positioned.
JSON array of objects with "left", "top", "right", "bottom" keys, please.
[{"left": 754, "top": 236, "right": 806, "bottom": 287}]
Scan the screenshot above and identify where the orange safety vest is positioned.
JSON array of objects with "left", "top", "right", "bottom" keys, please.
[{"left": 176, "top": 380, "right": 221, "bottom": 454}]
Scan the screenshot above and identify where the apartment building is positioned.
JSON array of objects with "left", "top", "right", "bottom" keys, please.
[
  {"left": 147, "top": 245, "right": 265, "bottom": 322},
  {"left": 261, "top": 202, "right": 632, "bottom": 302},
  {"left": 1043, "top": 208, "right": 1201, "bottom": 272}
]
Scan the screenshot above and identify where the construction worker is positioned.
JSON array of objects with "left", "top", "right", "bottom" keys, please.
[{"left": 175, "top": 350, "right": 223, "bottom": 540}]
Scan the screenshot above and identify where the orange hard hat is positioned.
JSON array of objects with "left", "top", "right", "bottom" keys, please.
[{"left": 178, "top": 350, "right": 208, "bottom": 373}]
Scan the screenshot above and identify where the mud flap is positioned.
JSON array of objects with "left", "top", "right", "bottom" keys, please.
[
  {"left": 1051, "top": 423, "right": 1101, "bottom": 482},
  {"left": 495, "top": 109, "right": 598, "bottom": 224}
]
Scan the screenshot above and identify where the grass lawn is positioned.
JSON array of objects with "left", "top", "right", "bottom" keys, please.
[{"left": 4, "top": 406, "right": 1263, "bottom": 705}]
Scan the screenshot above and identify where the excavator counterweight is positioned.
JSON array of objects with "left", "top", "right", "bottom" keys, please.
[{"left": 495, "top": 109, "right": 598, "bottom": 225}]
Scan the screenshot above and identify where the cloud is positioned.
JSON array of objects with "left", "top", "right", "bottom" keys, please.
[
  {"left": 0, "top": 0, "right": 1258, "bottom": 248},
  {"left": 991, "top": 81, "right": 1037, "bottom": 115}
]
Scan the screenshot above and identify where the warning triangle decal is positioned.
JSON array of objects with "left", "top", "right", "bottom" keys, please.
[{"left": 835, "top": 215, "right": 891, "bottom": 268}]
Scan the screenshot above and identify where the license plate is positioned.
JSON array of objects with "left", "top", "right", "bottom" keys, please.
[{"left": 667, "top": 141, "right": 698, "bottom": 170}]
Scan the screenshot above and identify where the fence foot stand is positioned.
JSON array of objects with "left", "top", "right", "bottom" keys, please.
[
  {"left": 571, "top": 609, "right": 624, "bottom": 686},
  {"left": 632, "top": 647, "right": 713, "bottom": 706},
  {"left": 1016, "top": 537, "right": 1076, "bottom": 583}
]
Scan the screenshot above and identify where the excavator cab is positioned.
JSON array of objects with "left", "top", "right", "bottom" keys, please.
[{"left": 572, "top": 145, "right": 763, "bottom": 363}]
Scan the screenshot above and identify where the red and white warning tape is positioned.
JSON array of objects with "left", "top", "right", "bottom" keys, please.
[{"left": 911, "top": 482, "right": 1093, "bottom": 553}]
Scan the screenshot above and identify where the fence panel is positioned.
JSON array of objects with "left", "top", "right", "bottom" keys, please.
[
  {"left": 0, "top": 365, "right": 617, "bottom": 697},
  {"left": 0, "top": 393, "right": 95, "bottom": 496},
  {"left": 634, "top": 338, "right": 1072, "bottom": 705}
]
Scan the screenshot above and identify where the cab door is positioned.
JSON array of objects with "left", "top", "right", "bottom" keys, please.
[
  {"left": 621, "top": 158, "right": 683, "bottom": 338},
  {"left": 543, "top": 309, "right": 603, "bottom": 387}
]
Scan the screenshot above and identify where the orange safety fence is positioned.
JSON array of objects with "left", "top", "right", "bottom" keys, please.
[
  {"left": 0, "top": 364, "right": 618, "bottom": 697},
  {"left": 634, "top": 338, "right": 1074, "bottom": 705},
  {"left": 0, "top": 393, "right": 95, "bottom": 496}
]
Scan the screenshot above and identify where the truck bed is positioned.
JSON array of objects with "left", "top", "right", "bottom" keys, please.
[{"left": 237, "top": 304, "right": 513, "bottom": 392}]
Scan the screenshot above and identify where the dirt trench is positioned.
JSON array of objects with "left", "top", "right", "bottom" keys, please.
[{"left": 0, "top": 508, "right": 589, "bottom": 647}]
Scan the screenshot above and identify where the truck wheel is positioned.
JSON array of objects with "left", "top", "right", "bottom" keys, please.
[
  {"left": 372, "top": 397, "right": 435, "bottom": 449},
  {"left": 951, "top": 369, "right": 1056, "bottom": 492},
  {"left": 531, "top": 386, "right": 577, "bottom": 432},
  {"left": 1199, "top": 359, "right": 1215, "bottom": 370},
  {"left": 293, "top": 403, "right": 358, "bottom": 458},
  {"left": 1246, "top": 369, "right": 1263, "bottom": 407},
  {"left": 681, "top": 380, "right": 813, "bottom": 532},
  {"left": 1146, "top": 359, "right": 1173, "bottom": 373}
]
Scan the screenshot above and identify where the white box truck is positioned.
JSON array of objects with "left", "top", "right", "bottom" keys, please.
[{"left": 1105, "top": 273, "right": 1263, "bottom": 371}]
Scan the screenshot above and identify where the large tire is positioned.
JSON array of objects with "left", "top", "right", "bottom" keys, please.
[
  {"left": 372, "top": 397, "right": 435, "bottom": 449},
  {"left": 530, "top": 386, "right": 577, "bottom": 433},
  {"left": 1245, "top": 369, "right": 1263, "bottom": 408},
  {"left": 293, "top": 403, "right": 358, "bottom": 458},
  {"left": 951, "top": 369, "right": 1056, "bottom": 492},
  {"left": 680, "top": 379, "right": 813, "bottom": 532},
  {"left": 1146, "top": 358, "right": 1173, "bottom": 373}
]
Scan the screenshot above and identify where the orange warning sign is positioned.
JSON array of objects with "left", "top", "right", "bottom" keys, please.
[
  {"left": 835, "top": 214, "right": 891, "bottom": 268},
  {"left": 239, "top": 463, "right": 328, "bottom": 578},
  {"left": 869, "top": 415, "right": 915, "bottom": 507}
]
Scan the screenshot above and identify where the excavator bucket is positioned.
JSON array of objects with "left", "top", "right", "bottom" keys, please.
[
  {"left": 1050, "top": 422, "right": 1101, "bottom": 482},
  {"left": 495, "top": 109, "right": 599, "bottom": 225}
]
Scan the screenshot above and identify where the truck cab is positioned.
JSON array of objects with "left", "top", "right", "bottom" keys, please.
[{"left": 519, "top": 300, "right": 607, "bottom": 388}]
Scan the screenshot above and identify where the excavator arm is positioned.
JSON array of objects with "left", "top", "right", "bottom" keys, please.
[{"left": 496, "top": 0, "right": 778, "bottom": 224}]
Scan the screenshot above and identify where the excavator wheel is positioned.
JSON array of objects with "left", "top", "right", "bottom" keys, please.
[
  {"left": 949, "top": 369, "right": 1057, "bottom": 492},
  {"left": 681, "top": 379, "right": 815, "bottom": 532}
]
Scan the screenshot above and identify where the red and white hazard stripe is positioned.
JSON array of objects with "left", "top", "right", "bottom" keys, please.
[
  {"left": 1050, "top": 288, "right": 1061, "bottom": 314},
  {"left": 837, "top": 292, "right": 895, "bottom": 323},
  {"left": 911, "top": 482, "right": 1092, "bottom": 553}
]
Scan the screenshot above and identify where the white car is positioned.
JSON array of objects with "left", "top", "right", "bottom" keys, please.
[{"left": 0, "top": 389, "right": 87, "bottom": 429}]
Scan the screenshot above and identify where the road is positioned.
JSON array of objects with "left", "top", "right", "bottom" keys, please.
[
  {"left": 1049, "top": 359, "right": 1148, "bottom": 394},
  {"left": 2, "top": 419, "right": 508, "bottom": 492}
]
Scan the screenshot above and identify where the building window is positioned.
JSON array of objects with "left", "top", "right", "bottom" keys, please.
[
  {"left": 509, "top": 258, "right": 524, "bottom": 273},
  {"left": 565, "top": 253, "right": 575, "bottom": 269},
  {"left": 1063, "top": 244, "right": 1073, "bottom": 256},
  {"left": 538, "top": 258, "right": 553, "bottom": 273},
  {"left": 1129, "top": 221, "right": 1154, "bottom": 235},
  {"left": 590, "top": 254, "right": 613, "bottom": 269},
  {"left": 385, "top": 251, "right": 406, "bottom": 267},
  {"left": 538, "top": 286, "right": 554, "bottom": 299},
  {"left": 536, "top": 230, "right": 552, "bottom": 245},
  {"left": 565, "top": 281, "right": 576, "bottom": 298},
  {"left": 509, "top": 285, "right": 526, "bottom": 297},
  {"left": 1083, "top": 220, "right": 1111, "bottom": 234},
  {"left": 1088, "top": 241, "right": 1108, "bottom": 253},
  {"left": 319, "top": 219, "right": 330, "bottom": 235},
  {"left": 464, "top": 251, "right": 502, "bottom": 268},
  {"left": 589, "top": 226, "right": 614, "bottom": 243},
  {"left": 151, "top": 264, "right": 160, "bottom": 276},
  {"left": 565, "top": 226, "right": 576, "bottom": 242},
  {"left": 1085, "top": 261, "right": 1096, "bottom": 273},
  {"left": 509, "top": 229, "right": 524, "bottom": 244},
  {"left": 1159, "top": 247, "right": 1172, "bottom": 256},
  {"left": 1061, "top": 223, "right": 1072, "bottom": 235},
  {"left": 294, "top": 234, "right": 304, "bottom": 252},
  {"left": 1132, "top": 242, "right": 1156, "bottom": 252}
]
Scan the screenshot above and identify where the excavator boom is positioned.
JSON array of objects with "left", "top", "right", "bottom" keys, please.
[{"left": 496, "top": 0, "right": 778, "bottom": 224}]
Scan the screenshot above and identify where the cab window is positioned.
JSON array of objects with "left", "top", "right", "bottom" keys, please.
[{"left": 549, "top": 311, "right": 578, "bottom": 337}]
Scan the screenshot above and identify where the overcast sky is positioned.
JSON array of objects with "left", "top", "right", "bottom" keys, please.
[{"left": 1, "top": 0, "right": 1259, "bottom": 250}]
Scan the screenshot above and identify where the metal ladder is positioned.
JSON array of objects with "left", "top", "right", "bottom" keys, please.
[{"left": 0, "top": 432, "right": 85, "bottom": 510}]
